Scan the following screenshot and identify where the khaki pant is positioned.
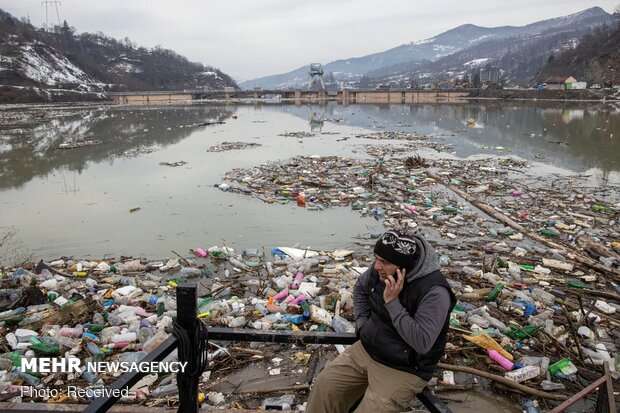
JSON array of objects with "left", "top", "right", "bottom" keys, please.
[{"left": 306, "top": 341, "right": 428, "bottom": 413}]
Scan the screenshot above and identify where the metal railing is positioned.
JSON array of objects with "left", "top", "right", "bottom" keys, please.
[{"left": 84, "top": 283, "right": 452, "bottom": 413}]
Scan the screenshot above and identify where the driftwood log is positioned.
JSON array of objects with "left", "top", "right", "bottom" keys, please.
[
  {"left": 425, "top": 170, "right": 620, "bottom": 281},
  {"left": 437, "top": 363, "right": 567, "bottom": 401}
]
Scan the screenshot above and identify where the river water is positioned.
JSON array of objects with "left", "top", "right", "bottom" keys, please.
[{"left": 1, "top": 101, "right": 619, "bottom": 261}]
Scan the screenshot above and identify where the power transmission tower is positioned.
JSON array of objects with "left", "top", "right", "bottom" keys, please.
[{"left": 41, "top": 0, "right": 61, "bottom": 31}]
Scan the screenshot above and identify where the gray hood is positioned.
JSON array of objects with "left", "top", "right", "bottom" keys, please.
[{"left": 405, "top": 235, "right": 441, "bottom": 283}]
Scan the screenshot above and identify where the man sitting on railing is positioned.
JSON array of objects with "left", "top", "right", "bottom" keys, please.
[{"left": 307, "top": 230, "right": 456, "bottom": 413}]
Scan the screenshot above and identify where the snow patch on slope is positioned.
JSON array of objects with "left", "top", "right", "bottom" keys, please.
[
  {"left": 17, "top": 43, "right": 96, "bottom": 86},
  {"left": 410, "top": 37, "right": 436, "bottom": 46},
  {"left": 464, "top": 58, "right": 491, "bottom": 67}
]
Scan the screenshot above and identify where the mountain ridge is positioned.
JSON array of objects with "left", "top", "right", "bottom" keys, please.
[
  {"left": 240, "top": 6, "right": 615, "bottom": 89},
  {"left": 0, "top": 9, "right": 238, "bottom": 103}
]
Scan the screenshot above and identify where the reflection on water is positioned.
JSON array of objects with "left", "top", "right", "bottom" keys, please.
[
  {"left": 0, "top": 101, "right": 618, "bottom": 259},
  {"left": 0, "top": 106, "right": 232, "bottom": 190},
  {"left": 284, "top": 102, "right": 620, "bottom": 181}
]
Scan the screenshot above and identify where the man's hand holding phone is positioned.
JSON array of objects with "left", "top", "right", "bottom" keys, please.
[{"left": 383, "top": 268, "right": 405, "bottom": 303}]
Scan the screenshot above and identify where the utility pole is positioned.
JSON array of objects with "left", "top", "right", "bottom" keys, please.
[{"left": 41, "top": 0, "right": 61, "bottom": 31}]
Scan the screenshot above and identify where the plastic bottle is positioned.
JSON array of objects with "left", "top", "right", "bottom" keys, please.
[
  {"left": 332, "top": 315, "right": 355, "bottom": 333},
  {"left": 82, "top": 367, "right": 99, "bottom": 385},
  {"left": 142, "top": 331, "right": 169, "bottom": 353},
  {"left": 300, "top": 301, "right": 311, "bottom": 319},
  {"left": 291, "top": 272, "right": 304, "bottom": 289},
  {"left": 87, "top": 323, "right": 105, "bottom": 333},
  {"left": 151, "top": 383, "right": 178, "bottom": 397},
  {"left": 51, "top": 335, "right": 78, "bottom": 349},
  {"left": 548, "top": 358, "right": 576, "bottom": 376},
  {"left": 485, "top": 283, "right": 504, "bottom": 302},
  {"left": 119, "top": 351, "right": 147, "bottom": 364},
  {"left": 9, "top": 351, "right": 22, "bottom": 369},
  {"left": 530, "top": 288, "right": 555, "bottom": 306},
  {"left": 506, "top": 324, "right": 539, "bottom": 340},
  {"left": 262, "top": 395, "right": 294, "bottom": 410},
  {"left": 193, "top": 248, "right": 208, "bottom": 257},
  {"left": 254, "top": 303, "right": 268, "bottom": 316},
  {"left": 466, "top": 314, "right": 490, "bottom": 328},
  {"left": 60, "top": 324, "right": 83, "bottom": 338},
  {"left": 274, "top": 289, "right": 289, "bottom": 302},
  {"left": 528, "top": 310, "right": 554, "bottom": 327},
  {"left": 540, "top": 228, "right": 558, "bottom": 237},
  {"left": 99, "top": 327, "right": 121, "bottom": 343},
  {"left": 521, "top": 398, "right": 541, "bottom": 413},
  {"left": 291, "top": 295, "right": 306, "bottom": 306},
  {"left": 488, "top": 350, "right": 514, "bottom": 371},
  {"left": 87, "top": 342, "right": 105, "bottom": 362},
  {"left": 29, "top": 337, "right": 60, "bottom": 356},
  {"left": 14, "top": 370, "right": 40, "bottom": 386},
  {"left": 282, "top": 315, "right": 304, "bottom": 325},
  {"left": 567, "top": 280, "right": 593, "bottom": 290},
  {"left": 179, "top": 267, "right": 203, "bottom": 277},
  {"left": 138, "top": 327, "right": 155, "bottom": 344},
  {"left": 112, "top": 332, "right": 137, "bottom": 343},
  {"left": 518, "top": 357, "right": 549, "bottom": 377}
]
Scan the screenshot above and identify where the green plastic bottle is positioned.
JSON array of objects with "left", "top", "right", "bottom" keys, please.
[
  {"left": 157, "top": 302, "right": 166, "bottom": 316},
  {"left": 442, "top": 206, "right": 458, "bottom": 214},
  {"left": 9, "top": 351, "right": 22, "bottom": 369},
  {"left": 519, "top": 264, "right": 535, "bottom": 271},
  {"left": 591, "top": 204, "right": 611, "bottom": 214},
  {"left": 540, "top": 228, "right": 558, "bottom": 237},
  {"left": 29, "top": 337, "right": 60, "bottom": 356},
  {"left": 498, "top": 229, "right": 514, "bottom": 236},
  {"left": 506, "top": 324, "right": 539, "bottom": 340},
  {"left": 87, "top": 342, "right": 105, "bottom": 363},
  {"left": 568, "top": 280, "right": 593, "bottom": 290},
  {"left": 88, "top": 324, "right": 105, "bottom": 333},
  {"left": 4, "top": 315, "right": 24, "bottom": 326},
  {"left": 300, "top": 301, "right": 311, "bottom": 319},
  {"left": 486, "top": 283, "right": 505, "bottom": 302},
  {"left": 548, "top": 358, "right": 571, "bottom": 375}
]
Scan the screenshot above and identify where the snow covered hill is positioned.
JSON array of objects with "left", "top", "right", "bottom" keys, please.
[{"left": 0, "top": 9, "right": 237, "bottom": 103}]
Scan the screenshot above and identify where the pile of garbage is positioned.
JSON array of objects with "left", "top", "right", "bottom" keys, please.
[
  {"left": 353, "top": 131, "right": 424, "bottom": 141},
  {"left": 1, "top": 228, "right": 618, "bottom": 410},
  {"left": 207, "top": 141, "right": 262, "bottom": 152},
  {"left": 1, "top": 129, "right": 619, "bottom": 410},
  {"left": 278, "top": 132, "right": 315, "bottom": 138}
]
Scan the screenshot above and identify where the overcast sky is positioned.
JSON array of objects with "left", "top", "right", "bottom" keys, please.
[{"left": 1, "top": 1, "right": 618, "bottom": 80}]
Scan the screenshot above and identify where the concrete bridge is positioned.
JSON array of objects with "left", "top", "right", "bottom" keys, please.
[{"left": 108, "top": 88, "right": 471, "bottom": 105}]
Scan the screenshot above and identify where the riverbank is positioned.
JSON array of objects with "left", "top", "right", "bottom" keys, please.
[{"left": 469, "top": 86, "right": 619, "bottom": 101}]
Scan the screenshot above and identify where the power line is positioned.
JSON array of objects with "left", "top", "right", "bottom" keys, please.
[{"left": 41, "top": 0, "right": 61, "bottom": 31}]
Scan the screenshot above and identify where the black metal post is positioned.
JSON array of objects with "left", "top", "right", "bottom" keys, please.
[{"left": 176, "top": 283, "right": 198, "bottom": 413}]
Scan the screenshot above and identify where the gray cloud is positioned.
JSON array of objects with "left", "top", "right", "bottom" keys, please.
[{"left": 1, "top": 0, "right": 616, "bottom": 80}]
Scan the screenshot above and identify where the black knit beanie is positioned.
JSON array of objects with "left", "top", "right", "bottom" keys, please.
[{"left": 373, "top": 230, "right": 420, "bottom": 271}]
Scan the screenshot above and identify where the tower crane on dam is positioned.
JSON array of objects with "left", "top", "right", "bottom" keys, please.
[{"left": 308, "top": 63, "right": 325, "bottom": 90}]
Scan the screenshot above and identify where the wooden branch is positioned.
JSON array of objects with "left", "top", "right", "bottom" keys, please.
[
  {"left": 171, "top": 250, "right": 191, "bottom": 267},
  {"left": 234, "top": 384, "right": 310, "bottom": 394},
  {"left": 561, "top": 304, "right": 586, "bottom": 366},
  {"left": 437, "top": 363, "right": 567, "bottom": 401},
  {"left": 567, "top": 288, "right": 620, "bottom": 303},
  {"left": 425, "top": 169, "right": 620, "bottom": 281}
]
